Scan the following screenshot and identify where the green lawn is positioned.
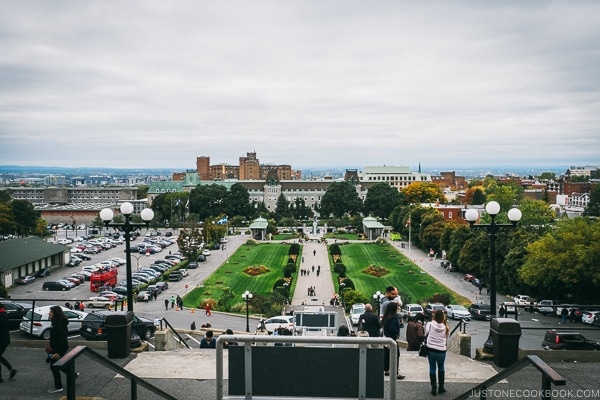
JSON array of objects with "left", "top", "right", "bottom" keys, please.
[
  {"left": 331, "top": 242, "right": 469, "bottom": 305},
  {"left": 185, "top": 243, "right": 294, "bottom": 309}
]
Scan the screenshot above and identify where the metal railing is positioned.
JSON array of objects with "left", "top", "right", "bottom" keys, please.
[
  {"left": 454, "top": 355, "right": 566, "bottom": 400},
  {"left": 53, "top": 345, "right": 177, "bottom": 400},
  {"left": 159, "top": 317, "right": 191, "bottom": 349},
  {"left": 215, "top": 334, "right": 398, "bottom": 400}
]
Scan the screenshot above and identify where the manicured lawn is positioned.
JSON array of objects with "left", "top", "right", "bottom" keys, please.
[
  {"left": 184, "top": 243, "right": 295, "bottom": 308},
  {"left": 331, "top": 242, "right": 469, "bottom": 305}
]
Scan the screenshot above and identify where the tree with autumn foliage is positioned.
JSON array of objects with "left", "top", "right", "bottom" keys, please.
[{"left": 401, "top": 182, "right": 446, "bottom": 204}]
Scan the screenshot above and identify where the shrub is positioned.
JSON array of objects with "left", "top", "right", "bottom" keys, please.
[
  {"left": 333, "top": 263, "right": 346, "bottom": 274},
  {"left": 330, "top": 243, "right": 341, "bottom": 256}
]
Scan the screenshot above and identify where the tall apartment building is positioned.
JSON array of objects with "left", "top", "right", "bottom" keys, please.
[{"left": 196, "top": 152, "right": 293, "bottom": 181}]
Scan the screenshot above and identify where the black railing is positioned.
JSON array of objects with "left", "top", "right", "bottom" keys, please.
[
  {"left": 449, "top": 318, "right": 468, "bottom": 337},
  {"left": 455, "top": 355, "right": 566, "bottom": 400},
  {"left": 160, "top": 317, "right": 191, "bottom": 349},
  {"left": 53, "top": 345, "right": 177, "bottom": 400}
]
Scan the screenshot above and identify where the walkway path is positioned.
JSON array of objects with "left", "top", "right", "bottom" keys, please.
[{"left": 291, "top": 241, "right": 335, "bottom": 306}]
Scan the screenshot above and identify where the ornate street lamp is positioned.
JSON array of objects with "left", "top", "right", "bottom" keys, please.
[
  {"left": 373, "top": 291, "right": 383, "bottom": 319},
  {"left": 100, "top": 202, "right": 154, "bottom": 312},
  {"left": 465, "top": 201, "right": 521, "bottom": 351},
  {"left": 242, "top": 290, "right": 253, "bottom": 332}
]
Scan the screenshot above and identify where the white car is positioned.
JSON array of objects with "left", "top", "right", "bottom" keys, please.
[
  {"left": 85, "top": 296, "right": 113, "bottom": 309},
  {"left": 20, "top": 305, "right": 88, "bottom": 340},
  {"left": 258, "top": 315, "right": 295, "bottom": 334},
  {"left": 350, "top": 303, "right": 365, "bottom": 325},
  {"left": 445, "top": 305, "right": 471, "bottom": 320},
  {"left": 513, "top": 295, "right": 531, "bottom": 306},
  {"left": 202, "top": 249, "right": 212, "bottom": 256},
  {"left": 179, "top": 269, "right": 189, "bottom": 277},
  {"left": 582, "top": 310, "right": 600, "bottom": 325}
]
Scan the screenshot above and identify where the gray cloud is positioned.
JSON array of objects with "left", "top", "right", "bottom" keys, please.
[{"left": 0, "top": 1, "right": 598, "bottom": 170}]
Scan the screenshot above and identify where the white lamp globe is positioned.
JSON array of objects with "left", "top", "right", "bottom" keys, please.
[
  {"left": 507, "top": 207, "right": 522, "bottom": 222},
  {"left": 464, "top": 209, "right": 479, "bottom": 222},
  {"left": 141, "top": 208, "right": 154, "bottom": 222},
  {"left": 99, "top": 208, "right": 114, "bottom": 222},
  {"left": 485, "top": 201, "right": 501, "bottom": 216},
  {"left": 120, "top": 202, "right": 134, "bottom": 216}
]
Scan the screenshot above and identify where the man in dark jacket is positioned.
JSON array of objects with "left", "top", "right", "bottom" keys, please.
[
  {"left": 358, "top": 303, "right": 381, "bottom": 337},
  {"left": 0, "top": 303, "right": 18, "bottom": 382}
]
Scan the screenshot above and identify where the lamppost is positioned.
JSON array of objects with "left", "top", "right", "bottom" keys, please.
[
  {"left": 464, "top": 201, "right": 522, "bottom": 320},
  {"left": 100, "top": 202, "right": 154, "bottom": 313},
  {"left": 373, "top": 291, "right": 383, "bottom": 319},
  {"left": 242, "top": 291, "right": 253, "bottom": 332}
]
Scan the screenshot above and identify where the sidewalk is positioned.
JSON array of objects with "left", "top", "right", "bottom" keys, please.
[{"left": 292, "top": 241, "right": 335, "bottom": 306}]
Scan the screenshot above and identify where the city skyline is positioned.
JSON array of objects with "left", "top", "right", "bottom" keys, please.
[{"left": 1, "top": 2, "right": 599, "bottom": 169}]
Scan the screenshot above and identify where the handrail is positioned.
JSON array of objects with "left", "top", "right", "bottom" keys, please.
[
  {"left": 160, "top": 317, "right": 191, "bottom": 349},
  {"left": 449, "top": 318, "right": 468, "bottom": 337},
  {"left": 53, "top": 345, "right": 178, "bottom": 400},
  {"left": 454, "top": 355, "right": 566, "bottom": 400}
]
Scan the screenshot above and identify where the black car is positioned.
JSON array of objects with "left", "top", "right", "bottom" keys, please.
[
  {"left": 0, "top": 299, "right": 32, "bottom": 329},
  {"left": 197, "top": 254, "right": 206, "bottom": 262},
  {"left": 542, "top": 330, "right": 600, "bottom": 351},
  {"left": 79, "top": 311, "right": 156, "bottom": 341},
  {"left": 35, "top": 268, "right": 52, "bottom": 278},
  {"left": 469, "top": 303, "right": 492, "bottom": 320}
]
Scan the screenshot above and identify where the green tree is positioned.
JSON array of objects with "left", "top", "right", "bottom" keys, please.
[
  {"left": 539, "top": 172, "right": 556, "bottom": 181},
  {"left": 0, "top": 191, "right": 11, "bottom": 204},
  {"left": 0, "top": 203, "right": 15, "bottom": 235},
  {"left": 228, "top": 183, "right": 252, "bottom": 219},
  {"left": 189, "top": 184, "right": 229, "bottom": 220},
  {"left": 363, "top": 182, "right": 404, "bottom": 220},
  {"left": 136, "top": 185, "right": 149, "bottom": 200},
  {"left": 518, "top": 199, "right": 556, "bottom": 227},
  {"left": 320, "top": 182, "right": 363, "bottom": 218},
  {"left": 583, "top": 183, "right": 600, "bottom": 217},
  {"left": 11, "top": 200, "right": 39, "bottom": 236},
  {"left": 519, "top": 218, "right": 600, "bottom": 304},
  {"left": 291, "top": 197, "right": 311, "bottom": 220},
  {"left": 177, "top": 222, "right": 204, "bottom": 261},
  {"left": 275, "top": 194, "right": 292, "bottom": 222}
]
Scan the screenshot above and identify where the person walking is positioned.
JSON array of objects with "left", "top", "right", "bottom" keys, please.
[
  {"left": 170, "top": 295, "right": 175, "bottom": 309},
  {"left": 205, "top": 303, "right": 212, "bottom": 317},
  {"left": 0, "top": 303, "right": 17, "bottom": 383},
  {"left": 425, "top": 309, "right": 450, "bottom": 396},
  {"left": 358, "top": 303, "right": 380, "bottom": 337},
  {"left": 406, "top": 313, "right": 426, "bottom": 351},
  {"left": 46, "top": 306, "right": 70, "bottom": 393},
  {"left": 381, "top": 302, "right": 405, "bottom": 380}
]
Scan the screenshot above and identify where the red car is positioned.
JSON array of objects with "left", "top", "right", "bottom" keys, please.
[{"left": 464, "top": 274, "right": 475, "bottom": 282}]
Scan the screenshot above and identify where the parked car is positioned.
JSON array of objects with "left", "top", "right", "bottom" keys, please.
[
  {"left": 35, "top": 268, "right": 52, "bottom": 278},
  {"left": 202, "top": 249, "right": 212, "bottom": 256},
  {"left": 20, "top": 305, "right": 87, "bottom": 340},
  {"left": 112, "top": 286, "right": 129, "bottom": 297},
  {"left": 98, "top": 291, "right": 125, "bottom": 302},
  {"left": 500, "top": 302, "right": 517, "bottom": 315},
  {"left": 463, "top": 274, "right": 475, "bottom": 282},
  {"left": 42, "top": 281, "right": 71, "bottom": 291},
  {"left": 156, "top": 282, "right": 169, "bottom": 291},
  {"left": 136, "top": 291, "right": 152, "bottom": 302},
  {"left": 350, "top": 303, "right": 365, "bottom": 325},
  {"left": 85, "top": 296, "right": 113, "bottom": 309},
  {"left": 197, "top": 254, "right": 207, "bottom": 262},
  {"left": 424, "top": 303, "right": 446, "bottom": 320},
  {"left": 178, "top": 269, "right": 189, "bottom": 277},
  {"left": 445, "top": 304, "right": 471, "bottom": 320},
  {"left": 188, "top": 262, "right": 198, "bottom": 269},
  {"left": 513, "top": 295, "right": 532, "bottom": 306},
  {"left": 79, "top": 311, "right": 156, "bottom": 340},
  {"left": 542, "top": 330, "right": 600, "bottom": 351},
  {"left": 258, "top": 315, "right": 295, "bottom": 334},
  {"left": 15, "top": 275, "right": 36, "bottom": 285},
  {"left": 168, "top": 271, "right": 183, "bottom": 282},
  {"left": 582, "top": 310, "right": 600, "bottom": 325},
  {"left": 402, "top": 304, "right": 424, "bottom": 320},
  {"left": 0, "top": 299, "right": 31, "bottom": 329},
  {"left": 536, "top": 300, "right": 560, "bottom": 315},
  {"left": 469, "top": 303, "right": 492, "bottom": 320}
]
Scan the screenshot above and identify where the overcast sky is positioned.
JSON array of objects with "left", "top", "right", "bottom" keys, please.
[{"left": 1, "top": 1, "right": 598, "bottom": 170}]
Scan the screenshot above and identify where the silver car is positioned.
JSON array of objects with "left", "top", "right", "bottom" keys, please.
[{"left": 20, "top": 305, "right": 88, "bottom": 340}]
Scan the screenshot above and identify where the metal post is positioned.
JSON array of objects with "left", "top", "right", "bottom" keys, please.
[
  {"left": 488, "top": 214, "right": 498, "bottom": 319},
  {"left": 123, "top": 215, "right": 134, "bottom": 313}
]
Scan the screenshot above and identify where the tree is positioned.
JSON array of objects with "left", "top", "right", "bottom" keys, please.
[
  {"left": 11, "top": 200, "right": 38, "bottom": 236},
  {"left": 402, "top": 182, "right": 445, "bottom": 204},
  {"left": 291, "top": 197, "right": 311, "bottom": 220},
  {"left": 189, "top": 184, "right": 229, "bottom": 220},
  {"left": 320, "top": 182, "right": 363, "bottom": 218},
  {"left": 363, "top": 182, "right": 404, "bottom": 220},
  {"left": 584, "top": 183, "right": 600, "bottom": 217},
  {"left": 228, "top": 183, "right": 252, "bottom": 219},
  {"left": 177, "top": 223, "right": 204, "bottom": 261},
  {"left": 518, "top": 199, "right": 555, "bottom": 227},
  {"left": 519, "top": 218, "right": 600, "bottom": 304},
  {"left": 275, "top": 194, "right": 292, "bottom": 222},
  {"left": 0, "top": 203, "right": 15, "bottom": 235}
]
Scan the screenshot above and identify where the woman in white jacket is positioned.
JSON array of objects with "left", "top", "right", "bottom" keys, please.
[{"left": 425, "top": 309, "right": 449, "bottom": 395}]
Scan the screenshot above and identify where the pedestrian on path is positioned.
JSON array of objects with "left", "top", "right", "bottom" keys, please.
[
  {"left": 164, "top": 298, "right": 169, "bottom": 311},
  {"left": 425, "top": 309, "right": 449, "bottom": 395},
  {"left": 170, "top": 295, "right": 175, "bottom": 309},
  {"left": 0, "top": 303, "right": 18, "bottom": 383},
  {"left": 46, "top": 306, "right": 70, "bottom": 393}
]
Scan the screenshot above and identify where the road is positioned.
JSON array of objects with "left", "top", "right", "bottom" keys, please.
[{"left": 7, "top": 231, "right": 600, "bottom": 355}]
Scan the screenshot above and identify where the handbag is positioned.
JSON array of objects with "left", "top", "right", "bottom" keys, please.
[{"left": 357, "top": 319, "right": 370, "bottom": 337}]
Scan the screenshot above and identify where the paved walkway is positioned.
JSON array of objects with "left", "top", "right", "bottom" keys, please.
[{"left": 292, "top": 241, "right": 335, "bottom": 306}]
